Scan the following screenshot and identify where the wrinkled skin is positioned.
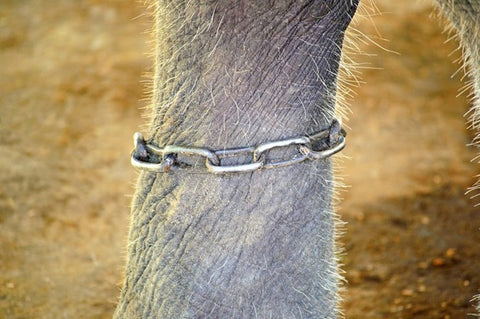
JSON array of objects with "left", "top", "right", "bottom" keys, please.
[
  {"left": 114, "top": 0, "right": 480, "bottom": 318},
  {"left": 115, "top": 1, "right": 357, "bottom": 318}
]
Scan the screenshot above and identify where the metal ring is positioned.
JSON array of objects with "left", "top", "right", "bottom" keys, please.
[
  {"left": 205, "top": 157, "right": 264, "bottom": 174},
  {"left": 262, "top": 153, "right": 309, "bottom": 169},
  {"left": 305, "top": 130, "right": 329, "bottom": 142},
  {"left": 253, "top": 136, "right": 309, "bottom": 161},
  {"left": 133, "top": 132, "right": 145, "bottom": 149},
  {"left": 301, "top": 135, "right": 346, "bottom": 160},
  {"left": 214, "top": 146, "right": 254, "bottom": 158},
  {"left": 163, "top": 145, "right": 220, "bottom": 165},
  {"left": 131, "top": 153, "right": 175, "bottom": 172}
]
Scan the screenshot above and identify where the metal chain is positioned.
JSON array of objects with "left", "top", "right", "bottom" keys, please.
[{"left": 131, "top": 119, "right": 346, "bottom": 174}]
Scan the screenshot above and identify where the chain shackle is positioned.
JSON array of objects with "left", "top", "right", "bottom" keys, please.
[{"left": 131, "top": 120, "right": 346, "bottom": 174}]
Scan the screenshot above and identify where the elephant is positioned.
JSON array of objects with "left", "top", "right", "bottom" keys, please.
[{"left": 114, "top": 1, "right": 479, "bottom": 318}]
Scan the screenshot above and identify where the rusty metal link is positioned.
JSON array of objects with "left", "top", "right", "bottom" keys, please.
[{"left": 131, "top": 119, "right": 346, "bottom": 174}]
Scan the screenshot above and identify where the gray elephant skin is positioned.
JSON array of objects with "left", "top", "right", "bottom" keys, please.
[{"left": 114, "top": 1, "right": 480, "bottom": 318}]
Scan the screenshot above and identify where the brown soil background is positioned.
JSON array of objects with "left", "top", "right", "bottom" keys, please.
[{"left": 1, "top": 0, "right": 479, "bottom": 318}]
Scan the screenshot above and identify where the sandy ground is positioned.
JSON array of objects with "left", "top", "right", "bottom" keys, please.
[{"left": 0, "top": 0, "right": 478, "bottom": 318}]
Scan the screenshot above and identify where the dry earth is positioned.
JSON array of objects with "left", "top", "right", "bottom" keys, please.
[{"left": 0, "top": 0, "right": 478, "bottom": 318}]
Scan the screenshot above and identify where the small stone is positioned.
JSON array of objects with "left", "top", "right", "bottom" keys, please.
[
  {"left": 432, "top": 258, "right": 445, "bottom": 267},
  {"left": 463, "top": 280, "right": 470, "bottom": 287},
  {"left": 401, "top": 288, "right": 414, "bottom": 296},
  {"left": 420, "top": 216, "right": 430, "bottom": 225},
  {"left": 445, "top": 248, "right": 456, "bottom": 259},
  {"left": 6, "top": 282, "right": 14, "bottom": 289},
  {"left": 417, "top": 284, "right": 426, "bottom": 292}
]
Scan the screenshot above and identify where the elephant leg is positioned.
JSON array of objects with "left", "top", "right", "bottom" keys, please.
[
  {"left": 114, "top": 1, "right": 358, "bottom": 318},
  {"left": 435, "top": 0, "right": 480, "bottom": 313}
]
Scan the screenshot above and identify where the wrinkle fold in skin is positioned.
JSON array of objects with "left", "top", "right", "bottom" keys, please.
[{"left": 115, "top": 1, "right": 358, "bottom": 318}]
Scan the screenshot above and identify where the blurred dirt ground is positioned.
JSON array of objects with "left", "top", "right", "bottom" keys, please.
[{"left": 0, "top": 0, "right": 479, "bottom": 318}]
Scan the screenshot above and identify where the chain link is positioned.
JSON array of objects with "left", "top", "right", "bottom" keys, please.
[{"left": 131, "top": 119, "right": 346, "bottom": 174}]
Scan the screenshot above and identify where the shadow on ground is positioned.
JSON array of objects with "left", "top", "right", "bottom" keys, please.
[{"left": 344, "top": 183, "right": 480, "bottom": 318}]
